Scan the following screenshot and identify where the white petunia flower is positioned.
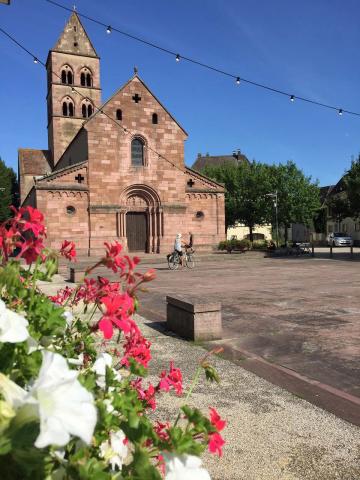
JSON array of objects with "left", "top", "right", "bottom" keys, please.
[
  {"left": 62, "top": 311, "right": 74, "bottom": 328},
  {"left": 27, "top": 336, "right": 41, "bottom": 354},
  {"left": 0, "top": 351, "right": 97, "bottom": 448},
  {"left": 99, "top": 430, "right": 128, "bottom": 470},
  {"left": 163, "top": 453, "right": 211, "bottom": 480},
  {"left": 92, "top": 353, "right": 121, "bottom": 389},
  {"left": 68, "top": 353, "right": 84, "bottom": 366},
  {"left": 103, "top": 398, "right": 114, "bottom": 414},
  {"left": 0, "top": 299, "right": 29, "bottom": 343}
]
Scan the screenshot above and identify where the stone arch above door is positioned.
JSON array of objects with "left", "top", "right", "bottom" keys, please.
[{"left": 120, "top": 184, "right": 161, "bottom": 208}]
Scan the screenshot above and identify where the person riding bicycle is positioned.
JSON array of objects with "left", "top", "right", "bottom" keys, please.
[
  {"left": 174, "top": 233, "right": 185, "bottom": 267},
  {"left": 184, "top": 231, "right": 194, "bottom": 253}
]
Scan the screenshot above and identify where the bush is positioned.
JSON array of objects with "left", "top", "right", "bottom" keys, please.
[
  {"left": 218, "top": 239, "right": 250, "bottom": 251},
  {"left": 0, "top": 206, "right": 226, "bottom": 479},
  {"left": 251, "top": 240, "right": 269, "bottom": 250}
]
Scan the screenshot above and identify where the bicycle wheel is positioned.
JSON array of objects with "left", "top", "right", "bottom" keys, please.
[
  {"left": 186, "top": 253, "right": 195, "bottom": 269},
  {"left": 168, "top": 252, "right": 179, "bottom": 270}
]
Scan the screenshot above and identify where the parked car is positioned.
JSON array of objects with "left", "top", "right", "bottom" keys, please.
[{"left": 327, "top": 232, "right": 353, "bottom": 247}]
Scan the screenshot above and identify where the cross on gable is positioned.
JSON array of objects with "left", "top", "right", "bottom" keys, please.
[
  {"left": 132, "top": 93, "right": 141, "bottom": 103},
  {"left": 75, "top": 173, "right": 85, "bottom": 183},
  {"left": 187, "top": 179, "right": 195, "bottom": 187}
]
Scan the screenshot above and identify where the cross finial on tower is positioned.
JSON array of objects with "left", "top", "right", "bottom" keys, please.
[
  {"left": 134, "top": 66, "right": 138, "bottom": 75},
  {"left": 73, "top": 4, "right": 77, "bottom": 11}
]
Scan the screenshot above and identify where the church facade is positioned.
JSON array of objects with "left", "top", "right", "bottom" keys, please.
[{"left": 19, "top": 13, "right": 225, "bottom": 255}]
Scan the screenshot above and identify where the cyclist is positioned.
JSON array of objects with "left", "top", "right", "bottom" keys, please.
[
  {"left": 184, "top": 231, "right": 194, "bottom": 252},
  {"left": 174, "top": 233, "right": 185, "bottom": 267}
]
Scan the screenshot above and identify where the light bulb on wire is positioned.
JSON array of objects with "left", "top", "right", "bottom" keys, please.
[
  {"left": 33, "top": 57, "right": 38, "bottom": 64},
  {"left": 176, "top": 54, "right": 180, "bottom": 62},
  {"left": 290, "top": 95, "right": 295, "bottom": 102},
  {"left": 106, "top": 26, "right": 112, "bottom": 34},
  {"left": 236, "top": 77, "right": 240, "bottom": 85},
  {"left": 338, "top": 109, "right": 343, "bottom": 116}
]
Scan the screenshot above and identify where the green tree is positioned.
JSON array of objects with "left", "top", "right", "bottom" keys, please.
[
  {"left": 344, "top": 155, "right": 360, "bottom": 217},
  {"left": 268, "top": 161, "right": 321, "bottom": 242},
  {"left": 203, "top": 161, "right": 272, "bottom": 242},
  {"left": 0, "top": 157, "right": 19, "bottom": 222}
]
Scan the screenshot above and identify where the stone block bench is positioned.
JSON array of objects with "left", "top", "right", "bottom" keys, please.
[
  {"left": 69, "top": 265, "right": 87, "bottom": 283},
  {"left": 166, "top": 295, "right": 222, "bottom": 341}
]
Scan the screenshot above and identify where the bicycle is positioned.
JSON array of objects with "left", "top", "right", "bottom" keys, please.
[{"left": 167, "top": 248, "right": 195, "bottom": 270}]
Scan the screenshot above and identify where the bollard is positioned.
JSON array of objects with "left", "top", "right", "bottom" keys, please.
[
  {"left": 351, "top": 245, "right": 353, "bottom": 257},
  {"left": 330, "top": 245, "right": 333, "bottom": 258},
  {"left": 311, "top": 243, "right": 315, "bottom": 257}
]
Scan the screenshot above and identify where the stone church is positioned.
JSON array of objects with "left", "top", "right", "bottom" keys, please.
[{"left": 19, "top": 13, "right": 225, "bottom": 255}]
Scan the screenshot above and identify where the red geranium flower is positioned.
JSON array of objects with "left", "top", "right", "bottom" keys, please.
[
  {"left": 60, "top": 240, "right": 77, "bottom": 262},
  {"left": 158, "top": 361, "right": 183, "bottom": 396},
  {"left": 208, "top": 432, "right": 225, "bottom": 457}
]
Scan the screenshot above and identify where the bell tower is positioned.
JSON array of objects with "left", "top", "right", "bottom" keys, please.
[{"left": 46, "top": 12, "right": 102, "bottom": 166}]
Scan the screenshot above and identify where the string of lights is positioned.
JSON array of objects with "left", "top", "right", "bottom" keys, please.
[
  {"left": 45, "top": 0, "right": 360, "bottom": 118},
  {"left": 0, "top": 26, "right": 190, "bottom": 176}
]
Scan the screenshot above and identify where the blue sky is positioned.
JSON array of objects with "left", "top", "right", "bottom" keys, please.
[{"left": 1, "top": 0, "right": 360, "bottom": 186}]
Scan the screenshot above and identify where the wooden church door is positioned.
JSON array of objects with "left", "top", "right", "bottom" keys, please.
[{"left": 126, "top": 212, "right": 148, "bottom": 252}]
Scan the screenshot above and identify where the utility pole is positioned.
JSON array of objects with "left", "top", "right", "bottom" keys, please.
[{"left": 265, "top": 191, "right": 279, "bottom": 247}]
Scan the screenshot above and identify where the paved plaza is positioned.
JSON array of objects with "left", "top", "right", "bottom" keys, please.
[{"left": 133, "top": 250, "right": 360, "bottom": 401}]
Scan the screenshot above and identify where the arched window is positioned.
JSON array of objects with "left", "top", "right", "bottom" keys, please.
[
  {"left": 62, "top": 97, "right": 75, "bottom": 117},
  {"left": 81, "top": 99, "right": 93, "bottom": 118},
  {"left": 61, "top": 65, "right": 73, "bottom": 85},
  {"left": 116, "top": 109, "right": 122, "bottom": 121},
  {"left": 152, "top": 113, "right": 158, "bottom": 125},
  {"left": 131, "top": 138, "right": 145, "bottom": 166},
  {"left": 80, "top": 68, "right": 92, "bottom": 87}
]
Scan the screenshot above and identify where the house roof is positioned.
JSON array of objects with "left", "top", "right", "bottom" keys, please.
[
  {"left": 83, "top": 73, "right": 188, "bottom": 136},
  {"left": 192, "top": 151, "right": 249, "bottom": 171},
  {"left": 18, "top": 149, "right": 52, "bottom": 176}
]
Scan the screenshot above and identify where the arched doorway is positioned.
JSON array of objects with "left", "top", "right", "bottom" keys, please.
[{"left": 119, "top": 185, "right": 163, "bottom": 253}]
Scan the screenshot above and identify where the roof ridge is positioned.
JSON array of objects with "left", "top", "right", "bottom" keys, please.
[{"left": 37, "top": 161, "right": 87, "bottom": 182}]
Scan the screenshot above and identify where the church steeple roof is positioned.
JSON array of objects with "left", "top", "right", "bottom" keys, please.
[{"left": 52, "top": 12, "right": 98, "bottom": 57}]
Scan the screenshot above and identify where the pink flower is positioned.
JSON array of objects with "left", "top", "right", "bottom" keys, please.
[
  {"left": 154, "top": 421, "right": 170, "bottom": 441},
  {"left": 121, "top": 331, "right": 151, "bottom": 368},
  {"left": 60, "top": 240, "right": 77, "bottom": 262},
  {"left": 158, "top": 361, "right": 183, "bottom": 396},
  {"left": 98, "top": 293, "right": 136, "bottom": 339},
  {"left": 131, "top": 379, "right": 157, "bottom": 410},
  {"left": 50, "top": 286, "right": 74, "bottom": 306},
  {"left": 208, "top": 432, "right": 225, "bottom": 457},
  {"left": 18, "top": 238, "right": 45, "bottom": 265},
  {"left": 209, "top": 407, "right": 226, "bottom": 431},
  {"left": 103, "top": 241, "right": 127, "bottom": 273}
]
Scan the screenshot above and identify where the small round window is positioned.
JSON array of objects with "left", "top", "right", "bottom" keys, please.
[
  {"left": 66, "top": 205, "right": 76, "bottom": 216},
  {"left": 195, "top": 211, "right": 204, "bottom": 219}
]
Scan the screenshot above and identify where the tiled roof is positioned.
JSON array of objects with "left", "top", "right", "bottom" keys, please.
[
  {"left": 192, "top": 152, "right": 249, "bottom": 171},
  {"left": 18, "top": 149, "right": 52, "bottom": 176}
]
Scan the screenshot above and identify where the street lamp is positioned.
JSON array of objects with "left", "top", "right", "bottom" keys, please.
[{"left": 265, "top": 191, "right": 279, "bottom": 247}]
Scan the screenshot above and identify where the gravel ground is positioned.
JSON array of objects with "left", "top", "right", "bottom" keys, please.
[
  {"left": 38, "top": 278, "right": 360, "bottom": 479},
  {"left": 136, "top": 316, "right": 360, "bottom": 480}
]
